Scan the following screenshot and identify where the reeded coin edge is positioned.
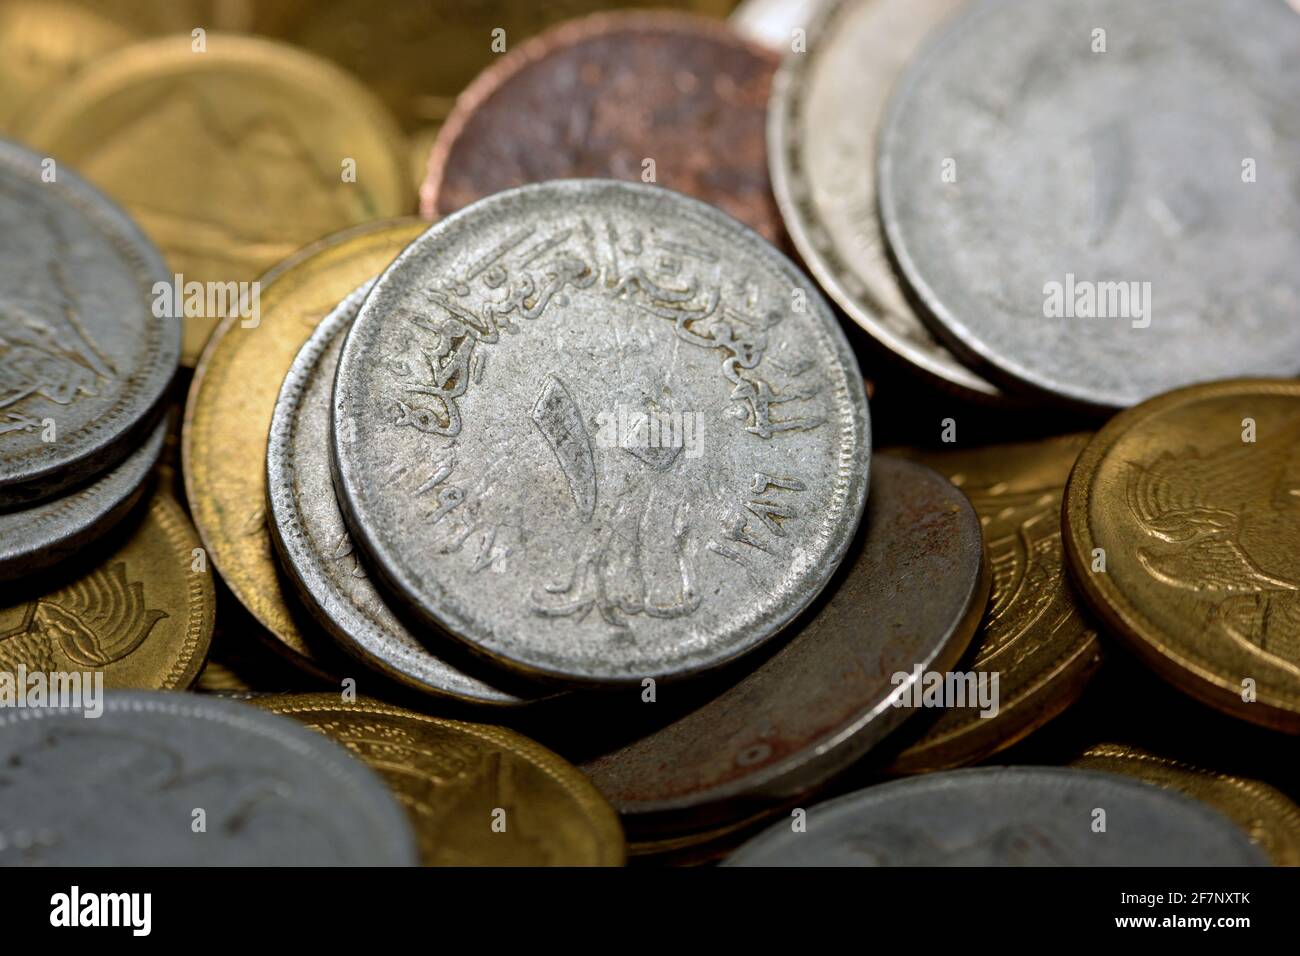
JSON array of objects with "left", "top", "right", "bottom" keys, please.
[{"left": 151, "top": 490, "right": 216, "bottom": 690}]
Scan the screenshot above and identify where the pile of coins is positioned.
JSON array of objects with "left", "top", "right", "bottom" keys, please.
[{"left": 0, "top": 0, "right": 1298, "bottom": 867}]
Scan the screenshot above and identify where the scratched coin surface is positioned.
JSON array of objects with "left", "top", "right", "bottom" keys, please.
[
  {"left": 0, "top": 138, "right": 176, "bottom": 505},
  {"left": 1063, "top": 380, "right": 1300, "bottom": 733},
  {"left": 18, "top": 33, "right": 410, "bottom": 365},
  {"left": 184, "top": 219, "right": 427, "bottom": 675},
  {"left": 255, "top": 694, "right": 625, "bottom": 866},
  {"left": 724, "top": 767, "right": 1268, "bottom": 866},
  {"left": 267, "top": 282, "right": 534, "bottom": 706},
  {"left": 0, "top": 487, "right": 213, "bottom": 690},
  {"left": 0, "top": 691, "right": 417, "bottom": 865},
  {"left": 582, "top": 455, "right": 987, "bottom": 833},
  {"left": 876, "top": 0, "right": 1300, "bottom": 410},
  {"left": 332, "top": 180, "right": 870, "bottom": 685},
  {"left": 887, "top": 435, "right": 1102, "bottom": 772},
  {"left": 421, "top": 12, "right": 783, "bottom": 243}
]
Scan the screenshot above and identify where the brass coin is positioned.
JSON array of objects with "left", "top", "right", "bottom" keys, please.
[
  {"left": 0, "top": 487, "right": 214, "bottom": 689},
  {"left": 1073, "top": 742, "right": 1300, "bottom": 866},
  {"left": 254, "top": 693, "right": 626, "bottom": 866},
  {"left": 1064, "top": 379, "right": 1300, "bottom": 733},
  {"left": 17, "top": 32, "right": 411, "bottom": 365},
  {"left": 183, "top": 218, "right": 427, "bottom": 674},
  {"left": 887, "top": 434, "right": 1102, "bottom": 772}
]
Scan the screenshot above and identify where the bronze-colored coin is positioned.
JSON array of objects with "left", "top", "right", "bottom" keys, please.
[
  {"left": 183, "top": 218, "right": 427, "bottom": 675},
  {"left": 254, "top": 693, "right": 625, "bottom": 866},
  {"left": 17, "top": 32, "right": 410, "bottom": 365},
  {"left": 1072, "top": 743, "right": 1300, "bottom": 866},
  {"left": 421, "top": 11, "right": 782, "bottom": 243},
  {"left": 887, "top": 434, "right": 1103, "bottom": 772},
  {"left": 1064, "top": 379, "right": 1300, "bottom": 733},
  {"left": 0, "top": 487, "right": 214, "bottom": 689}
]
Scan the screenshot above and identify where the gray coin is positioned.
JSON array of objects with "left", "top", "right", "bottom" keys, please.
[
  {"left": 768, "top": 0, "right": 1000, "bottom": 400},
  {"left": 332, "top": 180, "right": 870, "bottom": 685},
  {"left": 0, "top": 139, "right": 178, "bottom": 505},
  {"left": 723, "top": 767, "right": 1269, "bottom": 866},
  {"left": 0, "top": 691, "right": 417, "bottom": 865},
  {"left": 877, "top": 0, "right": 1300, "bottom": 411},
  {"left": 0, "top": 417, "right": 162, "bottom": 582},
  {"left": 582, "top": 455, "right": 989, "bottom": 834},
  {"left": 266, "top": 281, "right": 536, "bottom": 706}
]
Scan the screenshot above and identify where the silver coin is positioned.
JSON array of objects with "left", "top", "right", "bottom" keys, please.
[
  {"left": 0, "top": 139, "right": 178, "bottom": 505},
  {"left": 266, "top": 281, "right": 536, "bottom": 706},
  {"left": 0, "top": 691, "right": 417, "bottom": 865},
  {"left": 582, "top": 455, "right": 988, "bottom": 833},
  {"left": 332, "top": 180, "right": 870, "bottom": 685},
  {"left": 723, "top": 767, "right": 1269, "bottom": 866},
  {"left": 877, "top": 0, "right": 1300, "bottom": 410},
  {"left": 0, "top": 418, "right": 162, "bottom": 582},
  {"left": 731, "top": 0, "right": 825, "bottom": 51},
  {"left": 768, "top": 0, "right": 998, "bottom": 400}
]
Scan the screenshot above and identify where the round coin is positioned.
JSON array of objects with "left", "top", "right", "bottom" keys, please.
[
  {"left": 582, "top": 455, "right": 988, "bottom": 833},
  {"left": 255, "top": 693, "right": 625, "bottom": 866},
  {"left": 0, "top": 691, "right": 417, "bottom": 865},
  {"left": 1063, "top": 379, "right": 1300, "bottom": 733},
  {"left": 332, "top": 180, "right": 870, "bottom": 685},
  {"left": 0, "top": 137, "right": 176, "bottom": 505},
  {"left": 184, "top": 218, "right": 427, "bottom": 675},
  {"left": 876, "top": 0, "right": 1300, "bottom": 410},
  {"left": 724, "top": 767, "right": 1268, "bottom": 866},
  {"left": 421, "top": 12, "right": 784, "bottom": 244}
]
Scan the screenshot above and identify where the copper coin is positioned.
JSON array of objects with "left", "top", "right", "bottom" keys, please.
[{"left": 421, "top": 11, "right": 783, "bottom": 244}]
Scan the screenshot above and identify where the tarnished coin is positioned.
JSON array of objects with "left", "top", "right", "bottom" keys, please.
[
  {"left": 267, "top": 282, "right": 534, "bottom": 706},
  {"left": 0, "top": 487, "right": 213, "bottom": 690},
  {"left": 18, "top": 33, "right": 410, "bottom": 365},
  {"left": 767, "top": 0, "right": 999, "bottom": 399},
  {"left": 184, "top": 219, "right": 427, "bottom": 675},
  {"left": 422, "top": 12, "right": 783, "bottom": 243},
  {"left": 887, "top": 435, "right": 1102, "bottom": 772},
  {"left": 332, "top": 180, "right": 870, "bottom": 685},
  {"left": 0, "top": 691, "right": 417, "bottom": 865},
  {"left": 1063, "top": 379, "right": 1300, "bottom": 733},
  {"left": 1073, "top": 743, "right": 1300, "bottom": 867},
  {"left": 582, "top": 455, "right": 988, "bottom": 834},
  {"left": 255, "top": 693, "right": 625, "bottom": 866},
  {"left": 724, "top": 767, "right": 1268, "bottom": 866},
  {"left": 0, "top": 138, "right": 176, "bottom": 506},
  {"left": 877, "top": 0, "right": 1300, "bottom": 410},
  {"left": 0, "top": 418, "right": 162, "bottom": 582}
]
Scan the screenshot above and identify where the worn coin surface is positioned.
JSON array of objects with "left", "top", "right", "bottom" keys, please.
[
  {"left": 0, "top": 487, "right": 213, "bottom": 690},
  {"left": 724, "top": 767, "right": 1268, "bottom": 866},
  {"left": 333, "top": 180, "right": 870, "bottom": 685},
  {"left": 0, "top": 138, "right": 176, "bottom": 505},
  {"left": 255, "top": 693, "right": 625, "bottom": 866},
  {"left": 0, "top": 419, "right": 162, "bottom": 582},
  {"left": 876, "top": 0, "right": 1300, "bottom": 410},
  {"left": 768, "top": 0, "right": 999, "bottom": 399},
  {"left": 582, "top": 455, "right": 988, "bottom": 832},
  {"left": 18, "top": 33, "right": 411, "bottom": 365},
  {"left": 888, "top": 435, "right": 1102, "bottom": 772},
  {"left": 0, "top": 691, "right": 417, "bottom": 865},
  {"left": 267, "top": 282, "right": 534, "bottom": 706},
  {"left": 184, "top": 219, "right": 427, "bottom": 675},
  {"left": 1063, "top": 379, "right": 1300, "bottom": 733},
  {"left": 422, "top": 12, "right": 783, "bottom": 244}
]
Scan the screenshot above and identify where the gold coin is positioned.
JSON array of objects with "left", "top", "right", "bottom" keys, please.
[
  {"left": 1064, "top": 379, "right": 1300, "bottom": 733},
  {"left": 0, "top": 488, "right": 214, "bottom": 689},
  {"left": 887, "top": 434, "right": 1102, "bottom": 772},
  {"left": 17, "top": 32, "right": 411, "bottom": 364},
  {"left": 1073, "top": 743, "right": 1300, "bottom": 866},
  {"left": 183, "top": 219, "right": 427, "bottom": 674},
  {"left": 254, "top": 693, "right": 626, "bottom": 866}
]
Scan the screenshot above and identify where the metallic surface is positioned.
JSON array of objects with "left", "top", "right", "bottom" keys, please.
[{"left": 332, "top": 180, "right": 870, "bottom": 685}]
